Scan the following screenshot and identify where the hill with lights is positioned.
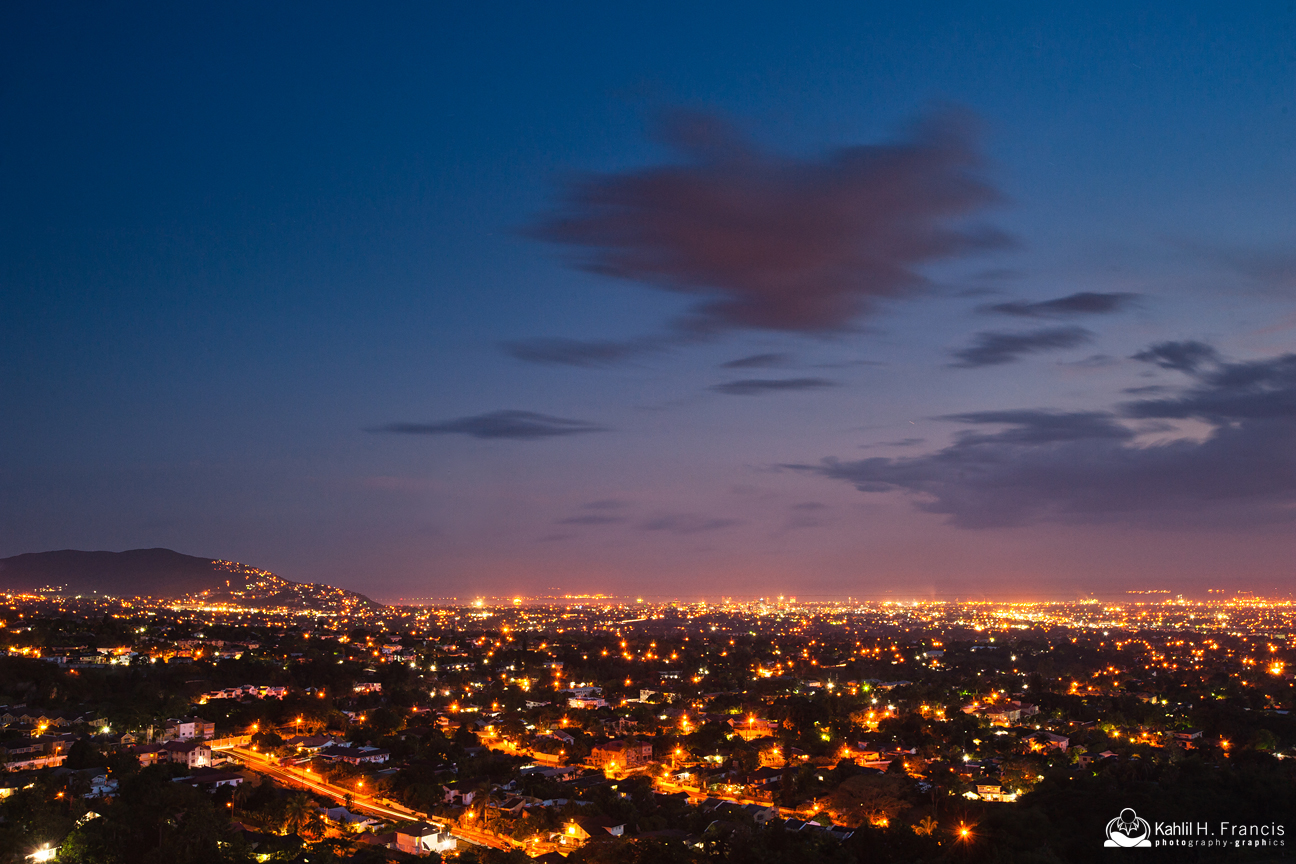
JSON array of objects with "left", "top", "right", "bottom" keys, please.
[{"left": 0, "top": 548, "right": 379, "bottom": 613}]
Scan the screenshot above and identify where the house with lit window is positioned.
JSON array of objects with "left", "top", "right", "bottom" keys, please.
[
  {"left": 164, "top": 717, "right": 216, "bottom": 741},
  {"left": 559, "top": 816, "right": 626, "bottom": 846},
  {"left": 161, "top": 740, "right": 212, "bottom": 769},
  {"left": 589, "top": 738, "right": 652, "bottom": 771},
  {"left": 395, "top": 822, "right": 457, "bottom": 855}
]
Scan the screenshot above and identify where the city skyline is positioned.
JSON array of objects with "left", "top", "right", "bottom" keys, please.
[{"left": 4, "top": 4, "right": 1296, "bottom": 599}]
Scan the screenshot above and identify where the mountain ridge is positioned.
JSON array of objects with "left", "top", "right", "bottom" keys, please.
[{"left": 0, "top": 548, "right": 380, "bottom": 612}]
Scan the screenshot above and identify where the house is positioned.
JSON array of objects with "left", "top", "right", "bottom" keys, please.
[
  {"left": 164, "top": 717, "right": 216, "bottom": 741},
  {"left": 285, "top": 734, "right": 335, "bottom": 753},
  {"left": 590, "top": 738, "right": 653, "bottom": 771},
  {"left": 601, "top": 715, "right": 639, "bottom": 736},
  {"left": 13, "top": 710, "right": 75, "bottom": 729},
  {"left": 442, "top": 785, "right": 475, "bottom": 806},
  {"left": 560, "top": 816, "right": 626, "bottom": 846},
  {"left": 1030, "top": 731, "right": 1070, "bottom": 753},
  {"left": 489, "top": 796, "right": 528, "bottom": 816},
  {"left": 320, "top": 743, "right": 389, "bottom": 764},
  {"left": 324, "top": 806, "right": 382, "bottom": 830},
  {"left": 86, "top": 773, "right": 119, "bottom": 798},
  {"left": 395, "top": 822, "right": 457, "bottom": 855},
  {"left": 4, "top": 753, "right": 66, "bottom": 771},
  {"left": 0, "top": 737, "right": 50, "bottom": 759},
  {"left": 161, "top": 740, "right": 212, "bottom": 769},
  {"left": 179, "top": 769, "right": 244, "bottom": 790},
  {"left": 740, "top": 803, "right": 780, "bottom": 824},
  {"left": 730, "top": 717, "right": 779, "bottom": 741},
  {"left": 568, "top": 696, "right": 607, "bottom": 710},
  {"left": 131, "top": 743, "right": 168, "bottom": 767},
  {"left": 974, "top": 784, "right": 1019, "bottom": 802},
  {"left": 961, "top": 700, "right": 1039, "bottom": 727}
]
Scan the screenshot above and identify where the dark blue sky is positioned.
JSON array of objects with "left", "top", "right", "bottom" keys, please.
[{"left": 4, "top": 3, "right": 1296, "bottom": 600}]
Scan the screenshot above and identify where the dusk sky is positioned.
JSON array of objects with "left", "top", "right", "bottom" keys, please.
[{"left": 4, "top": 3, "right": 1296, "bottom": 601}]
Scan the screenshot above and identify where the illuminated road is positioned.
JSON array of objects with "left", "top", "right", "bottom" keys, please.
[
  {"left": 227, "top": 747, "right": 512, "bottom": 850},
  {"left": 483, "top": 738, "right": 564, "bottom": 766}
]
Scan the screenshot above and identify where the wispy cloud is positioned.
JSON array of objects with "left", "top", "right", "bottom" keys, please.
[
  {"left": 557, "top": 514, "right": 627, "bottom": 526},
  {"left": 501, "top": 337, "right": 655, "bottom": 367},
  {"left": 1182, "top": 242, "right": 1296, "bottom": 294},
  {"left": 796, "top": 346, "right": 1296, "bottom": 527},
  {"left": 1131, "top": 340, "right": 1220, "bottom": 374},
  {"left": 950, "top": 327, "right": 1091, "bottom": 367},
  {"left": 529, "top": 107, "right": 1009, "bottom": 334},
  {"left": 641, "top": 513, "right": 741, "bottom": 534},
  {"left": 710, "top": 377, "right": 838, "bottom": 396},
  {"left": 982, "top": 291, "right": 1137, "bottom": 318},
  {"left": 371, "top": 410, "right": 607, "bottom": 440},
  {"left": 858, "top": 437, "right": 926, "bottom": 449},
  {"left": 556, "top": 499, "right": 632, "bottom": 526},
  {"left": 721, "top": 352, "right": 791, "bottom": 369}
]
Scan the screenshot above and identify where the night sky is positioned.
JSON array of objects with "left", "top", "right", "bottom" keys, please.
[{"left": 4, "top": 3, "right": 1296, "bottom": 601}]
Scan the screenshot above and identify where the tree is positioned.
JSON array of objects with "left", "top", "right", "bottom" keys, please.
[
  {"left": 454, "top": 720, "right": 480, "bottom": 748},
  {"left": 828, "top": 774, "right": 913, "bottom": 828},
  {"left": 282, "top": 793, "right": 315, "bottom": 837},
  {"left": 57, "top": 766, "right": 253, "bottom": 864},
  {"left": 65, "top": 738, "right": 106, "bottom": 770},
  {"left": 250, "top": 730, "right": 283, "bottom": 751}
]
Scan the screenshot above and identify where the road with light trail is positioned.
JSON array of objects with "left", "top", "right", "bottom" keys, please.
[{"left": 226, "top": 747, "right": 512, "bottom": 850}]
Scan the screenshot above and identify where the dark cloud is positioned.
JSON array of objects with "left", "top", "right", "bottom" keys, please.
[
  {"left": 710, "top": 377, "right": 838, "bottom": 396},
  {"left": 796, "top": 350, "right": 1296, "bottom": 527},
  {"left": 1059, "top": 354, "right": 1118, "bottom": 369},
  {"left": 502, "top": 336, "right": 672, "bottom": 367},
  {"left": 1223, "top": 250, "right": 1296, "bottom": 293},
  {"left": 557, "top": 514, "right": 627, "bottom": 526},
  {"left": 814, "top": 359, "right": 886, "bottom": 369},
  {"left": 950, "top": 327, "right": 1091, "bottom": 368},
  {"left": 641, "top": 513, "right": 741, "bottom": 534},
  {"left": 557, "top": 499, "right": 632, "bottom": 525},
  {"left": 529, "top": 108, "right": 1009, "bottom": 333},
  {"left": 721, "top": 352, "right": 791, "bottom": 369},
  {"left": 1131, "top": 340, "right": 1220, "bottom": 374},
  {"left": 1123, "top": 353, "right": 1296, "bottom": 422},
  {"left": 938, "top": 410, "right": 1133, "bottom": 444},
  {"left": 784, "top": 503, "right": 830, "bottom": 529},
  {"left": 982, "top": 292, "right": 1136, "bottom": 318},
  {"left": 503, "top": 338, "right": 643, "bottom": 367},
  {"left": 581, "top": 499, "right": 629, "bottom": 510},
  {"left": 372, "top": 410, "right": 607, "bottom": 440},
  {"left": 859, "top": 437, "right": 925, "bottom": 449},
  {"left": 1184, "top": 243, "right": 1296, "bottom": 294},
  {"left": 972, "top": 268, "right": 1025, "bottom": 281}
]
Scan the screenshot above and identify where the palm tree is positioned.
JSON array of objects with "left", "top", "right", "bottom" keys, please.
[
  {"left": 283, "top": 792, "right": 314, "bottom": 836},
  {"left": 915, "top": 816, "right": 938, "bottom": 836}
]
